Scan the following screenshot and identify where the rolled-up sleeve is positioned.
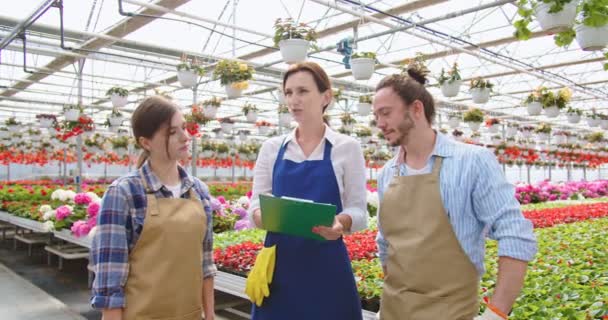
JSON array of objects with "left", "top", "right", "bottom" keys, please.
[
  {"left": 340, "top": 140, "right": 369, "bottom": 233},
  {"left": 91, "top": 185, "right": 130, "bottom": 309},
  {"left": 471, "top": 149, "right": 537, "bottom": 262},
  {"left": 247, "top": 140, "right": 275, "bottom": 225}
]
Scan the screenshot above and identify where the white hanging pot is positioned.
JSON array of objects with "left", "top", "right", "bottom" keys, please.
[
  {"left": 521, "top": 130, "right": 533, "bottom": 139},
  {"left": 488, "top": 124, "right": 500, "bottom": 134},
  {"left": 467, "top": 121, "right": 482, "bottom": 132},
  {"left": 587, "top": 117, "right": 600, "bottom": 127},
  {"left": 246, "top": 111, "right": 258, "bottom": 123},
  {"left": 360, "top": 136, "right": 370, "bottom": 144},
  {"left": 64, "top": 109, "right": 80, "bottom": 121},
  {"left": 0, "top": 131, "right": 8, "bottom": 139},
  {"left": 566, "top": 112, "right": 581, "bottom": 124},
  {"left": 278, "top": 39, "right": 310, "bottom": 64},
  {"left": 567, "top": 136, "right": 578, "bottom": 144},
  {"left": 238, "top": 132, "right": 247, "bottom": 141},
  {"left": 109, "top": 116, "right": 124, "bottom": 127},
  {"left": 202, "top": 150, "right": 214, "bottom": 158},
  {"left": 221, "top": 123, "right": 233, "bottom": 134},
  {"left": 544, "top": 106, "right": 560, "bottom": 118},
  {"left": 258, "top": 126, "right": 270, "bottom": 135},
  {"left": 575, "top": 23, "right": 608, "bottom": 51},
  {"left": 533, "top": 1, "right": 578, "bottom": 33},
  {"left": 177, "top": 70, "right": 198, "bottom": 88},
  {"left": 491, "top": 137, "right": 502, "bottom": 145},
  {"left": 601, "top": 120, "right": 608, "bottom": 130},
  {"left": 215, "top": 131, "right": 224, "bottom": 139},
  {"left": 525, "top": 102, "right": 542, "bottom": 116},
  {"left": 279, "top": 113, "right": 292, "bottom": 127},
  {"left": 554, "top": 135, "right": 567, "bottom": 145},
  {"left": 225, "top": 84, "right": 243, "bottom": 98},
  {"left": 440, "top": 80, "right": 462, "bottom": 98},
  {"left": 537, "top": 132, "right": 549, "bottom": 141},
  {"left": 357, "top": 103, "right": 371, "bottom": 116},
  {"left": 506, "top": 127, "right": 518, "bottom": 137},
  {"left": 110, "top": 94, "right": 128, "bottom": 108},
  {"left": 39, "top": 118, "right": 54, "bottom": 128},
  {"left": 114, "top": 148, "right": 127, "bottom": 157},
  {"left": 203, "top": 106, "right": 218, "bottom": 118},
  {"left": 447, "top": 117, "right": 460, "bottom": 129},
  {"left": 350, "top": 58, "right": 375, "bottom": 80},
  {"left": 470, "top": 88, "right": 490, "bottom": 104}
]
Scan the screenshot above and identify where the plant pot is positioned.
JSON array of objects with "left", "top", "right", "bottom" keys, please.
[
  {"left": 525, "top": 102, "right": 542, "bottom": 116},
  {"left": 350, "top": 58, "right": 375, "bottom": 80},
  {"left": 204, "top": 106, "right": 218, "bottom": 118},
  {"left": 566, "top": 112, "right": 581, "bottom": 124},
  {"left": 587, "top": 117, "right": 600, "bottom": 127},
  {"left": 258, "top": 126, "right": 270, "bottom": 135},
  {"left": 110, "top": 94, "right": 128, "bottom": 108},
  {"left": 246, "top": 111, "right": 258, "bottom": 123},
  {"left": 202, "top": 150, "right": 214, "bottom": 158},
  {"left": 64, "top": 109, "right": 80, "bottom": 121},
  {"left": 467, "top": 121, "right": 482, "bottom": 132},
  {"left": 554, "top": 135, "right": 567, "bottom": 144},
  {"left": 575, "top": 23, "right": 608, "bottom": 51},
  {"left": 447, "top": 117, "right": 460, "bottom": 129},
  {"left": 440, "top": 80, "right": 462, "bottom": 98},
  {"left": 567, "top": 136, "right": 578, "bottom": 144},
  {"left": 7, "top": 125, "right": 20, "bottom": 133},
  {"left": 488, "top": 124, "right": 500, "bottom": 134},
  {"left": 534, "top": 1, "right": 577, "bottom": 33},
  {"left": 537, "top": 132, "right": 549, "bottom": 141},
  {"left": 177, "top": 69, "right": 198, "bottom": 88},
  {"left": 278, "top": 39, "right": 310, "bottom": 64},
  {"left": 521, "top": 130, "right": 533, "bottom": 139},
  {"left": 279, "top": 113, "right": 292, "bottom": 127},
  {"left": 0, "top": 131, "right": 9, "bottom": 139},
  {"left": 544, "top": 106, "right": 560, "bottom": 118},
  {"left": 601, "top": 120, "right": 608, "bottom": 130},
  {"left": 225, "top": 84, "right": 243, "bottom": 99},
  {"left": 491, "top": 138, "right": 502, "bottom": 145},
  {"left": 114, "top": 148, "right": 127, "bottom": 157},
  {"left": 357, "top": 103, "right": 371, "bottom": 116},
  {"left": 470, "top": 88, "right": 490, "bottom": 104},
  {"left": 109, "top": 116, "right": 124, "bottom": 127},
  {"left": 506, "top": 127, "right": 518, "bottom": 137},
  {"left": 215, "top": 131, "right": 224, "bottom": 139},
  {"left": 359, "top": 136, "right": 370, "bottom": 144},
  {"left": 39, "top": 118, "right": 54, "bottom": 128},
  {"left": 221, "top": 123, "right": 233, "bottom": 134}
]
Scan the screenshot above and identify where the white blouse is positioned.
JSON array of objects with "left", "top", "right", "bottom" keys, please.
[{"left": 248, "top": 125, "right": 369, "bottom": 232}]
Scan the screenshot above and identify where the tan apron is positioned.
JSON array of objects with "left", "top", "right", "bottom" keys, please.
[
  {"left": 123, "top": 173, "right": 207, "bottom": 320},
  {"left": 379, "top": 157, "right": 479, "bottom": 320}
]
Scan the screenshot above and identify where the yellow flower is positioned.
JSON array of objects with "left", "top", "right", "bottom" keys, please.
[
  {"left": 231, "top": 81, "right": 249, "bottom": 90},
  {"left": 559, "top": 88, "right": 572, "bottom": 102},
  {"left": 239, "top": 63, "right": 248, "bottom": 72}
]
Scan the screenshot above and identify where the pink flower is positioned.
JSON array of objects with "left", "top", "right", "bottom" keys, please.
[
  {"left": 55, "top": 205, "right": 72, "bottom": 221},
  {"left": 71, "top": 220, "right": 92, "bottom": 237},
  {"left": 86, "top": 216, "right": 97, "bottom": 228},
  {"left": 217, "top": 196, "right": 226, "bottom": 204},
  {"left": 234, "top": 219, "right": 252, "bottom": 231},
  {"left": 74, "top": 193, "right": 92, "bottom": 205},
  {"left": 87, "top": 202, "right": 100, "bottom": 219},
  {"left": 246, "top": 190, "right": 253, "bottom": 199}
]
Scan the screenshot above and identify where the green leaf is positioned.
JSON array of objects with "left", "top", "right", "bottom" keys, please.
[{"left": 554, "top": 28, "right": 576, "bottom": 47}]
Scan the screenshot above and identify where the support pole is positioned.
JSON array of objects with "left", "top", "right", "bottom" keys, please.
[
  {"left": 6, "top": 163, "right": 10, "bottom": 182},
  {"left": 75, "top": 58, "right": 85, "bottom": 192},
  {"left": 191, "top": 85, "right": 198, "bottom": 177}
]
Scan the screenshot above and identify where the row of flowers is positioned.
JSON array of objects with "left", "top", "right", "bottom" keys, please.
[{"left": 515, "top": 180, "right": 608, "bottom": 204}]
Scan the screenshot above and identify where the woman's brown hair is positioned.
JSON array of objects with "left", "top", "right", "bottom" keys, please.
[
  {"left": 131, "top": 96, "right": 179, "bottom": 168},
  {"left": 282, "top": 62, "right": 332, "bottom": 123}
]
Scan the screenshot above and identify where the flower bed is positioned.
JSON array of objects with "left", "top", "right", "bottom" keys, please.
[{"left": 516, "top": 180, "right": 608, "bottom": 204}]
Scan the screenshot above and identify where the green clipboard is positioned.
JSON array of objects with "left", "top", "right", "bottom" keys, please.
[{"left": 259, "top": 194, "right": 336, "bottom": 241}]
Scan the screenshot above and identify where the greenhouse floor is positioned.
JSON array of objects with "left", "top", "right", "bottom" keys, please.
[{"left": 0, "top": 236, "right": 250, "bottom": 320}]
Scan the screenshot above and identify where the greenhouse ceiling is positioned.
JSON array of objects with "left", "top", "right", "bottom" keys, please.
[{"left": 0, "top": 0, "right": 607, "bottom": 138}]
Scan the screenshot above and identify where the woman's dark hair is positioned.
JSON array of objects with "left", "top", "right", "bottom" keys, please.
[
  {"left": 375, "top": 67, "right": 435, "bottom": 124},
  {"left": 131, "top": 96, "right": 178, "bottom": 168},
  {"left": 283, "top": 61, "right": 332, "bottom": 125}
]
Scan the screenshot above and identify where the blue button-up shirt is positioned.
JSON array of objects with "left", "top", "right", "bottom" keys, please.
[
  {"left": 90, "top": 161, "right": 216, "bottom": 309},
  {"left": 376, "top": 133, "right": 537, "bottom": 274}
]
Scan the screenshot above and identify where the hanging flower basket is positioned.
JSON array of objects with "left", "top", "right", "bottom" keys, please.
[
  {"left": 533, "top": 1, "right": 578, "bottom": 33},
  {"left": 441, "top": 81, "right": 462, "bottom": 98},
  {"left": 357, "top": 95, "right": 373, "bottom": 116},
  {"left": 544, "top": 105, "right": 560, "bottom": 118},
  {"left": 350, "top": 52, "right": 376, "bottom": 80},
  {"left": 177, "top": 58, "right": 204, "bottom": 88},
  {"left": 274, "top": 18, "right": 316, "bottom": 64},
  {"left": 219, "top": 118, "right": 235, "bottom": 134},
  {"left": 64, "top": 108, "right": 81, "bottom": 122},
  {"left": 566, "top": 110, "right": 582, "bottom": 124},
  {"left": 245, "top": 111, "right": 258, "bottom": 123},
  {"left": 256, "top": 121, "right": 272, "bottom": 135},
  {"left": 525, "top": 102, "right": 542, "bottom": 115},
  {"left": 278, "top": 39, "right": 310, "bottom": 64},
  {"left": 438, "top": 63, "right": 462, "bottom": 97},
  {"left": 471, "top": 88, "right": 491, "bottom": 104},
  {"left": 575, "top": 23, "right": 608, "bottom": 51},
  {"left": 467, "top": 121, "right": 482, "bottom": 132},
  {"left": 106, "top": 87, "right": 129, "bottom": 108},
  {"left": 447, "top": 116, "right": 460, "bottom": 129},
  {"left": 225, "top": 84, "right": 243, "bottom": 98}
]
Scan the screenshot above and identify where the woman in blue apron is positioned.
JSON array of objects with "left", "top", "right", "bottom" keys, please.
[{"left": 247, "top": 62, "right": 368, "bottom": 320}]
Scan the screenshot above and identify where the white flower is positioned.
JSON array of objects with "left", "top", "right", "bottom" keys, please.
[
  {"left": 42, "top": 210, "right": 56, "bottom": 221},
  {"left": 64, "top": 190, "right": 76, "bottom": 202},
  {"left": 237, "top": 196, "right": 250, "bottom": 208},
  {"left": 43, "top": 221, "right": 55, "bottom": 232},
  {"left": 39, "top": 204, "right": 52, "bottom": 214},
  {"left": 86, "top": 192, "right": 100, "bottom": 202},
  {"left": 51, "top": 189, "right": 65, "bottom": 201},
  {"left": 366, "top": 190, "right": 379, "bottom": 208}
]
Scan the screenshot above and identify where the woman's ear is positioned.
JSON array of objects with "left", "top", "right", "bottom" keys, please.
[
  {"left": 321, "top": 90, "right": 332, "bottom": 111},
  {"left": 138, "top": 136, "right": 151, "bottom": 152}
]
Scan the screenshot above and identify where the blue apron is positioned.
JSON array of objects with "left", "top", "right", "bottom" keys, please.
[{"left": 251, "top": 139, "right": 362, "bottom": 320}]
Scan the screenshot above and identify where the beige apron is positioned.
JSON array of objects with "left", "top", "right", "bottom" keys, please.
[
  {"left": 379, "top": 157, "right": 479, "bottom": 320},
  {"left": 123, "top": 173, "right": 207, "bottom": 320}
]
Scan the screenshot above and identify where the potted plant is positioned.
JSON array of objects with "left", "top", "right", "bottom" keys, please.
[
  {"left": 213, "top": 59, "right": 254, "bottom": 98},
  {"left": 202, "top": 97, "right": 222, "bottom": 118},
  {"left": 586, "top": 132, "right": 604, "bottom": 145},
  {"left": 447, "top": 111, "right": 461, "bottom": 128},
  {"left": 273, "top": 18, "right": 317, "bottom": 64},
  {"left": 0, "top": 127, "right": 9, "bottom": 139},
  {"left": 565, "top": 106, "right": 582, "bottom": 123},
  {"left": 356, "top": 127, "right": 373, "bottom": 144},
  {"left": 340, "top": 113, "right": 356, "bottom": 131},
  {"left": 5, "top": 117, "right": 21, "bottom": 132},
  {"left": 278, "top": 104, "right": 292, "bottom": 127},
  {"left": 329, "top": 88, "right": 345, "bottom": 110},
  {"left": 463, "top": 108, "right": 484, "bottom": 131},
  {"left": 485, "top": 117, "right": 500, "bottom": 133},
  {"left": 574, "top": 0, "right": 608, "bottom": 50},
  {"left": 242, "top": 103, "right": 259, "bottom": 123},
  {"left": 438, "top": 62, "right": 462, "bottom": 97},
  {"left": 369, "top": 119, "right": 379, "bottom": 135},
  {"left": 490, "top": 134, "right": 503, "bottom": 146},
  {"left": 523, "top": 87, "right": 543, "bottom": 115},
  {"left": 106, "top": 87, "right": 129, "bottom": 108},
  {"left": 219, "top": 117, "right": 235, "bottom": 133},
  {"left": 350, "top": 52, "right": 376, "bottom": 80},
  {"left": 469, "top": 77, "right": 493, "bottom": 104},
  {"left": 36, "top": 114, "right": 57, "bottom": 129},
  {"left": 63, "top": 104, "right": 83, "bottom": 122},
  {"left": 110, "top": 136, "right": 129, "bottom": 156},
  {"left": 541, "top": 87, "right": 571, "bottom": 118},
  {"left": 177, "top": 55, "right": 205, "bottom": 88},
  {"left": 199, "top": 141, "right": 215, "bottom": 158},
  {"left": 599, "top": 113, "right": 608, "bottom": 130},
  {"left": 215, "top": 142, "right": 230, "bottom": 159},
  {"left": 105, "top": 108, "right": 123, "bottom": 127},
  {"left": 513, "top": 0, "right": 578, "bottom": 38},
  {"left": 237, "top": 129, "right": 250, "bottom": 142},
  {"left": 452, "top": 129, "right": 464, "bottom": 142},
  {"left": 535, "top": 122, "right": 552, "bottom": 141},
  {"left": 357, "top": 95, "right": 372, "bottom": 116},
  {"left": 553, "top": 130, "right": 569, "bottom": 144},
  {"left": 506, "top": 122, "right": 519, "bottom": 137},
  {"left": 256, "top": 120, "right": 272, "bottom": 135},
  {"left": 470, "top": 132, "right": 482, "bottom": 144},
  {"left": 586, "top": 110, "right": 601, "bottom": 126}
]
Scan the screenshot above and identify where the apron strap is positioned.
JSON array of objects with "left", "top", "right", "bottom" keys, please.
[
  {"left": 322, "top": 139, "right": 332, "bottom": 160},
  {"left": 138, "top": 170, "right": 161, "bottom": 216},
  {"left": 431, "top": 156, "right": 443, "bottom": 176}
]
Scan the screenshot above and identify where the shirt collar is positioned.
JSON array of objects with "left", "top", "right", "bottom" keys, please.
[
  {"left": 395, "top": 131, "right": 455, "bottom": 165},
  {"left": 140, "top": 161, "right": 194, "bottom": 193},
  {"left": 281, "top": 124, "right": 338, "bottom": 146}
]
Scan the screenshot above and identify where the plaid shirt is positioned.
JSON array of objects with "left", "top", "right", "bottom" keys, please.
[{"left": 90, "top": 161, "right": 217, "bottom": 309}]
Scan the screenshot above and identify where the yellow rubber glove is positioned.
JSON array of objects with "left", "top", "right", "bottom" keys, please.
[{"left": 245, "top": 245, "right": 276, "bottom": 307}]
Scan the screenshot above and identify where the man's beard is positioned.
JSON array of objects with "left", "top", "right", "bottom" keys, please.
[{"left": 390, "top": 112, "right": 415, "bottom": 147}]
